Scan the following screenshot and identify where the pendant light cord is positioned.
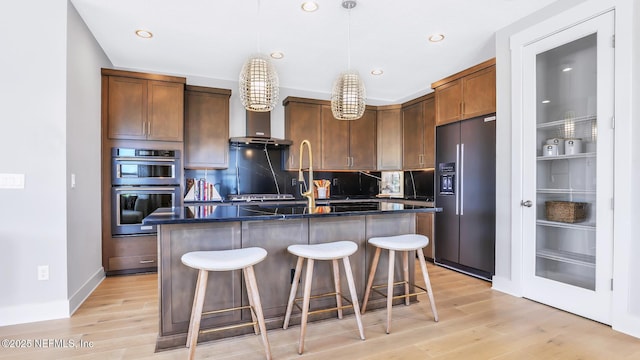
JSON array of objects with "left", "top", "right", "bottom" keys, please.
[
  {"left": 347, "top": 7, "right": 351, "bottom": 70},
  {"left": 256, "top": 0, "right": 261, "bottom": 53}
]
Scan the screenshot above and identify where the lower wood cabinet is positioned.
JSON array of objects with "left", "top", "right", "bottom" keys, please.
[{"left": 104, "top": 235, "right": 158, "bottom": 273}]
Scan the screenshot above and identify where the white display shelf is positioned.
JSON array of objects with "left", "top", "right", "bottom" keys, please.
[
  {"left": 536, "top": 219, "right": 596, "bottom": 231},
  {"left": 537, "top": 188, "right": 596, "bottom": 195},
  {"left": 537, "top": 152, "right": 596, "bottom": 161},
  {"left": 537, "top": 248, "right": 596, "bottom": 268},
  {"left": 536, "top": 115, "right": 597, "bottom": 129}
]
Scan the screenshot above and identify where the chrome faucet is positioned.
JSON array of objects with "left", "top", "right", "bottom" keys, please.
[{"left": 298, "top": 140, "right": 315, "bottom": 211}]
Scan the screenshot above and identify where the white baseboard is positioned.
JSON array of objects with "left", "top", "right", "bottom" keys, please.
[
  {"left": 69, "top": 267, "right": 105, "bottom": 315},
  {"left": 0, "top": 300, "right": 70, "bottom": 327},
  {"left": 491, "top": 275, "right": 523, "bottom": 297}
]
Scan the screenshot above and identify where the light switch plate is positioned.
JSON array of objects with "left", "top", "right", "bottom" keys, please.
[{"left": 0, "top": 173, "right": 25, "bottom": 189}]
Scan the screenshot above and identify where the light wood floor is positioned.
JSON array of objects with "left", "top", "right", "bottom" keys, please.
[{"left": 1, "top": 263, "right": 639, "bottom": 359}]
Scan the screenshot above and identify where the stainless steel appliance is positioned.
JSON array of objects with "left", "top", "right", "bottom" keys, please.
[
  {"left": 111, "top": 148, "right": 181, "bottom": 236},
  {"left": 435, "top": 113, "right": 496, "bottom": 280},
  {"left": 111, "top": 148, "right": 180, "bottom": 186}
]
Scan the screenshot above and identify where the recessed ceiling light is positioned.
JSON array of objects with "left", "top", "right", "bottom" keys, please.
[
  {"left": 428, "top": 33, "right": 445, "bottom": 42},
  {"left": 371, "top": 69, "right": 384, "bottom": 76},
  {"left": 135, "top": 29, "right": 153, "bottom": 39},
  {"left": 542, "top": 100, "right": 551, "bottom": 104},
  {"left": 270, "top": 51, "right": 284, "bottom": 59},
  {"left": 301, "top": 2, "right": 319, "bottom": 12},
  {"left": 562, "top": 67, "right": 573, "bottom": 72}
]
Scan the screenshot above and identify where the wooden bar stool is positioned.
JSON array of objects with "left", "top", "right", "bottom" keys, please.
[
  {"left": 181, "top": 247, "right": 271, "bottom": 360},
  {"left": 283, "top": 241, "right": 365, "bottom": 354},
  {"left": 361, "top": 234, "right": 438, "bottom": 334}
]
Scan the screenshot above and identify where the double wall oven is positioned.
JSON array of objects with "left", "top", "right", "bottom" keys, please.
[{"left": 111, "top": 148, "right": 181, "bottom": 236}]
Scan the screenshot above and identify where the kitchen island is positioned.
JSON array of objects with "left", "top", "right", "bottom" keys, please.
[{"left": 143, "top": 200, "right": 440, "bottom": 350}]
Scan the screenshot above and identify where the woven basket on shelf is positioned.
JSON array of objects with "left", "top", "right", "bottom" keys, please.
[{"left": 545, "top": 201, "right": 587, "bottom": 223}]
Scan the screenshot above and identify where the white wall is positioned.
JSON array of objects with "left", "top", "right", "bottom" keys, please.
[
  {"left": 66, "top": 2, "right": 111, "bottom": 313},
  {"left": 0, "top": 0, "right": 70, "bottom": 324},
  {"left": 494, "top": 0, "right": 640, "bottom": 339}
]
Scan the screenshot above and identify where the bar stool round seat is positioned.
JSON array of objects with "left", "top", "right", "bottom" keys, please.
[
  {"left": 181, "top": 247, "right": 267, "bottom": 271},
  {"left": 368, "top": 234, "right": 429, "bottom": 251},
  {"left": 287, "top": 241, "right": 357, "bottom": 260},
  {"left": 362, "top": 234, "right": 438, "bottom": 334},
  {"left": 181, "top": 247, "right": 271, "bottom": 360},
  {"left": 283, "top": 241, "right": 365, "bottom": 354}
]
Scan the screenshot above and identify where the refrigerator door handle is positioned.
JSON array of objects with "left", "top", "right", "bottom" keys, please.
[
  {"left": 456, "top": 143, "right": 460, "bottom": 215},
  {"left": 460, "top": 143, "right": 464, "bottom": 215}
]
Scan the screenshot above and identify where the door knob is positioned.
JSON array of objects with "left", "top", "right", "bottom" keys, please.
[{"left": 521, "top": 200, "right": 533, "bottom": 207}]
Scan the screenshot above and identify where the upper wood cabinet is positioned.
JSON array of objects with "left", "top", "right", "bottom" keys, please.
[
  {"left": 283, "top": 97, "right": 322, "bottom": 171},
  {"left": 376, "top": 105, "right": 402, "bottom": 171},
  {"left": 432, "top": 59, "right": 496, "bottom": 126},
  {"left": 320, "top": 105, "right": 376, "bottom": 171},
  {"left": 402, "top": 93, "right": 435, "bottom": 170},
  {"left": 102, "top": 69, "right": 185, "bottom": 142},
  {"left": 184, "top": 85, "right": 231, "bottom": 169}
]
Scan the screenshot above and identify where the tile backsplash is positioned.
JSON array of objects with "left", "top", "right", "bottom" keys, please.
[{"left": 184, "top": 144, "right": 433, "bottom": 201}]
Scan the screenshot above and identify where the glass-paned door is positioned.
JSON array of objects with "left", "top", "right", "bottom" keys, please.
[{"left": 520, "top": 11, "right": 614, "bottom": 324}]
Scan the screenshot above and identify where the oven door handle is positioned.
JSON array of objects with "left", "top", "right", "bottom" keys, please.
[
  {"left": 114, "top": 186, "right": 179, "bottom": 192},
  {"left": 113, "top": 157, "right": 177, "bottom": 162}
]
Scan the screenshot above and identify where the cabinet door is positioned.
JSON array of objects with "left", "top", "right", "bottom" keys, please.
[
  {"left": 107, "top": 76, "right": 147, "bottom": 140},
  {"left": 520, "top": 12, "right": 614, "bottom": 324},
  {"left": 462, "top": 65, "right": 496, "bottom": 119},
  {"left": 376, "top": 107, "right": 402, "bottom": 170},
  {"left": 184, "top": 89, "right": 230, "bottom": 169},
  {"left": 147, "top": 80, "right": 184, "bottom": 141},
  {"left": 416, "top": 213, "right": 434, "bottom": 260},
  {"left": 349, "top": 109, "right": 377, "bottom": 170},
  {"left": 402, "top": 101, "right": 424, "bottom": 169},
  {"left": 284, "top": 102, "right": 322, "bottom": 170},
  {"left": 435, "top": 79, "right": 462, "bottom": 126},
  {"left": 320, "top": 105, "right": 350, "bottom": 170},
  {"left": 422, "top": 97, "right": 436, "bottom": 168}
]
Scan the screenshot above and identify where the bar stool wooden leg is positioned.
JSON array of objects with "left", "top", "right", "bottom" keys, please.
[
  {"left": 361, "top": 247, "right": 381, "bottom": 314},
  {"left": 187, "top": 269, "right": 208, "bottom": 360},
  {"left": 283, "top": 256, "right": 304, "bottom": 329},
  {"left": 244, "top": 265, "right": 273, "bottom": 360},
  {"left": 332, "top": 259, "right": 343, "bottom": 319},
  {"left": 403, "top": 251, "right": 410, "bottom": 306},
  {"left": 342, "top": 256, "right": 365, "bottom": 340},
  {"left": 243, "top": 267, "right": 260, "bottom": 335},
  {"left": 386, "top": 249, "right": 395, "bottom": 334},
  {"left": 299, "top": 258, "right": 315, "bottom": 354},
  {"left": 417, "top": 248, "right": 439, "bottom": 322}
]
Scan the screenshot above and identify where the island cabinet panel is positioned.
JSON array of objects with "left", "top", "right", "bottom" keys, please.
[
  {"left": 307, "top": 216, "right": 367, "bottom": 315},
  {"left": 416, "top": 212, "right": 434, "bottom": 260},
  {"left": 240, "top": 219, "right": 309, "bottom": 319},
  {"left": 364, "top": 213, "right": 417, "bottom": 305},
  {"left": 432, "top": 58, "right": 496, "bottom": 126},
  {"left": 184, "top": 86, "right": 231, "bottom": 169},
  {"left": 376, "top": 105, "right": 403, "bottom": 170},
  {"left": 283, "top": 98, "right": 322, "bottom": 170},
  {"left": 104, "top": 69, "right": 185, "bottom": 142},
  {"left": 159, "top": 222, "right": 242, "bottom": 339}
]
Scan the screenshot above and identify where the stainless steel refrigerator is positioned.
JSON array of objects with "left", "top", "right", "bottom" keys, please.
[{"left": 435, "top": 113, "right": 496, "bottom": 280}]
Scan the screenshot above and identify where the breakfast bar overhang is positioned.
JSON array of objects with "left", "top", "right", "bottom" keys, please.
[{"left": 143, "top": 200, "right": 440, "bottom": 350}]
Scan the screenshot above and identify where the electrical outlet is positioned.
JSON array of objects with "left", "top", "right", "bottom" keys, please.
[
  {"left": 37, "top": 265, "right": 49, "bottom": 281},
  {"left": 333, "top": 178, "right": 339, "bottom": 186},
  {"left": 291, "top": 178, "right": 297, "bottom": 187}
]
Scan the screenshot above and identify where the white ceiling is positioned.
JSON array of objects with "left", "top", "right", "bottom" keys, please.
[{"left": 70, "top": 0, "right": 557, "bottom": 103}]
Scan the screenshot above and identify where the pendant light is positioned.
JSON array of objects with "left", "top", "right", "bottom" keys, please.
[
  {"left": 331, "top": 0, "right": 366, "bottom": 120},
  {"left": 239, "top": 0, "right": 279, "bottom": 112}
]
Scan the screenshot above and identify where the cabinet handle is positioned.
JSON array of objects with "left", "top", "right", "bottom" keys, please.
[
  {"left": 460, "top": 102, "right": 464, "bottom": 116},
  {"left": 521, "top": 200, "right": 533, "bottom": 207},
  {"left": 139, "top": 259, "right": 155, "bottom": 264},
  {"left": 147, "top": 121, "right": 151, "bottom": 136},
  {"left": 350, "top": 157, "right": 353, "bottom": 167},
  {"left": 460, "top": 143, "right": 464, "bottom": 215}
]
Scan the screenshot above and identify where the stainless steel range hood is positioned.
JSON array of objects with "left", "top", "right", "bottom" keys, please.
[{"left": 229, "top": 110, "right": 293, "bottom": 146}]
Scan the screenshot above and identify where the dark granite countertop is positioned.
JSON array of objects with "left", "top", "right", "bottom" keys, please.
[{"left": 143, "top": 200, "right": 441, "bottom": 225}]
